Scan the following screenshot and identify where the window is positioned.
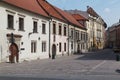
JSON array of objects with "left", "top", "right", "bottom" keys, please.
[
  {"left": 42, "top": 23, "right": 46, "bottom": 34},
  {"left": 64, "top": 27, "right": 66, "bottom": 36},
  {"left": 86, "top": 33, "right": 88, "bottom": 41},
  {"left": 81, "top": 32, "right": 83, "bottom": 40},
  {"left": 64, "top": 43, "right": 66, "bottom": 51},
  {"left": 78, "top": 32, "right": 79, "bottom": 40},
  {"left": 79, "top": 31, "right": 81, "bottom": 40},
  {"left": 33, "top": 21, "right": 37, "bottom": 33},
  {"left": 31, "top": 41, "right": 37, "bottom": 53},
  {"left": 59, "top": 43, "right": 61, "bottom": 52},
  {"left": 59, "top": 25, "right": 62, "bottom": 35},
  {"left": 76, "top": 31, "right": 77, "bottom": 40},
  {"left": 83, "top": 32, "right": 85, "bottom": 41},
  {"left": 8, "top": 14, "right": 14, "bottom": 29},
  {"left": 71, "top": 41, "right": 73, "bottom": 49},
  {"left": 42, "top": 41, "right": 46, "bottom": 52},
  {"left": 19, "top": 17, "right": 24, "bottom": 31},
  {"left": 71, "top": 29, "right": 73, "bottom": 39},
  {"left": 53, "top": 23, "right": 56, "bottom": 34}
]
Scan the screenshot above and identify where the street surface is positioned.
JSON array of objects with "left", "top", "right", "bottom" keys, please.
[{"left": 0, "top": 49, "right": 120, "bottom": 80}]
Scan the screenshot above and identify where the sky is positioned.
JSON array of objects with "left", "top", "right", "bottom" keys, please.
[{"left": 47, "top": 0, "right": 120, "bottom": 27}]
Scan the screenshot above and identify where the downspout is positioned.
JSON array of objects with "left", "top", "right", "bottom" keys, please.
[
  {"left": 74, "top": 26, "right": 75, "bottom": 54},
  {"left": 49, "top": 18, "right": 52, "bottom": 58},
  {"left": 67, "top": 24, "right": 69, "bottom": 56}
]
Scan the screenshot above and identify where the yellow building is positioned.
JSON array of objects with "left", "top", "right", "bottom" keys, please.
[{"left": 87, "top": 6, "right": 107, "bottom": 50}]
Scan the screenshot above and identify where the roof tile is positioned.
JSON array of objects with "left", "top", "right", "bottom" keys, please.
[
  {"left": 54, "top": 7, "right": 84, "bottom": 28},
  {"left": 37, "top": 0, "right": 66, "bottom": 22},
  {"left": 3, "top": 0, "right": 49, "bottom": 17},
  {"left": 72, "top": 14, "right": 88, "bottom": 21}
]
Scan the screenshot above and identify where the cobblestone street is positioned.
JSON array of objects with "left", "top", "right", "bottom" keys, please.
[{"left": 0, "top": 49, "right": 120, "bottom": 80}]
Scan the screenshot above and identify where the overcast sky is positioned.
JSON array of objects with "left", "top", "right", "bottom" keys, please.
[{"left": 47, "top": 0, "right": 120, "bottom": 27}]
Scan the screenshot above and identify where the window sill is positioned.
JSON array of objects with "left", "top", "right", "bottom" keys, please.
[
  {"left": 18, "top": 30, "right": 25, "bottom": 32},
  {"left": 42, "top": 33, "right": 46, "bottom": 34},
  {"left": 59, "top": 34, "right": 62, "bottom": 36},
  {"left": 7, "top": 28, "right": 15, "bottom": 30},
  {"left": 33, "top": 32, "right": 38, "bottom": 34}
]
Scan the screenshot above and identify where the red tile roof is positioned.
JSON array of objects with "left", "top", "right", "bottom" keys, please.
[
  {"left": 37, "top": 0, "right": 66, "bottom": 22},
  {"left": 53, "top": 6, "right": 84, "bottom": 29},
  {"left": 2, "top": 0, "right": 49, "bottom": 17},
  {"left": 2, "top": 0, "right": 86, "bottom": 29},
  {"left": 72, "top": 14, "right": 88, "bottom": 21}
]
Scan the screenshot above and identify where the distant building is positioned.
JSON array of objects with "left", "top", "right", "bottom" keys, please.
[
  {"left": 65, "top": 6, "right": 107, "bottom": 50},
  {"left": 107, "top": 20, "right": 120, "bottom": 48}
]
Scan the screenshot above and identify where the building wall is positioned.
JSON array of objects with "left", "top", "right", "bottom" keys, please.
[
  {"left": 68, "top": 25, "right": 75, "bottom": 55},
  {"left": 107, "top": 24, "right": 120, "bottom": 48},
  {"left": 50, "top": 19, "right": 68, "bottom": 57},
  {"left": 116, "top": 25, "right": 120, "bottom": 47},
  {"left": 0, "top": 2, "right": 49, "bottom": 62},
  {"left": 87, "top": 14, "right": 105, "bottom": 50}
]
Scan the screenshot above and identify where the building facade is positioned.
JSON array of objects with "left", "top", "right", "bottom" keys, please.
[
  {"left": 107, "top": 21, "right": 120, "bottom": 48},
  {"left": 0, "top": 0, "right": 50, "bottom": 62},
  {"left": 87, "top": 6, "right": 107, "bottom": 50},
  {"left": 0, "top": 0, "right": 107, "bottom": 63},
  {"left": 65, "top": 7, "right": 107, "bottom": 51}
]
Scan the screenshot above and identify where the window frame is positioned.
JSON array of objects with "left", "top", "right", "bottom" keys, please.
[
  {"left": 33, "top": 21, "right": 38, "bottom": 33},
  {"left": 42, "top": 23, "right": 46, "bottom": 34},
  {"left": 64, "top": 43, "right": 66, "bottom": 51},
  {"left": 53, "top": 22, "right": 56, "bottom": 34},
  {"left": 59, "top": 24, "right": 62, "bottom": 35},
  {"left": 42, "top": 41, "right": 46, "bottom": 52},
  {"left": 59, "top": 42, "right": 62, "bottom": 52},
  {"left": 64, "top": 26, "right": 66, "bottom": 36},
  {"left": 19, "top": 17, "right": 24, "bottom": 31},
  {"left": 7, "top": 14, "right": 14, "bottom": 29},
  {"left": 31, "top": 41, "right": 37, "bottom": 53}
]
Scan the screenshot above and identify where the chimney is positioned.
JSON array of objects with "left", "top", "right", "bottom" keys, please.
[{"left": 87, "top": 6, "right": 90, "bottom": 9}]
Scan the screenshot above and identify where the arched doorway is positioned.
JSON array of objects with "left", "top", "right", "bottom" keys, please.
[
  {"left": 9, "top": 43, "right": 19, "bottom": 63},
  {"left": 52, "top": 44, "right": 56, "bottom": 59}
]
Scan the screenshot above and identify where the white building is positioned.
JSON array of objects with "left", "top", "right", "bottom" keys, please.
[
  {"left": 0, "top": 0, "right": 92, "bottom": 63},
  {"left": 0, "top": 0, "right": 50, "bottom": 62},
  {"left": 37, "top": 0, "right": 68, "bottom": 58},
  {"left": 54, "top": 7, "right": 88, "bottom": 54}
]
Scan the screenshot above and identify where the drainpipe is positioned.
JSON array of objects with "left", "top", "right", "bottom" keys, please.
[
  {"left": 49, "top": 18, "right": 52, "bottom": 58},
  {"left": 74, "top": 26, "right": 75, "bottom": 54},
  {"left": 67, "top": 24, "right": 69, "bottom": 56}
]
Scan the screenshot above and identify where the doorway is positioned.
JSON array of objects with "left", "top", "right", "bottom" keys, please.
[
  {"left": 52, "top": 44, "right": 56, "bottom": 59},
  {"left": 9, "top": 43, "right": 19, "bottom": 63}
]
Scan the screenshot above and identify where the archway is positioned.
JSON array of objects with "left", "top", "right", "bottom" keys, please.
[{"left": 9, "top": 43, "right": 19, "bottom": 63}]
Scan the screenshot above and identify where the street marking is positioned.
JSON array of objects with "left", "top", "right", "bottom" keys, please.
[{"left": 90, "top": 60, "right": 106, "bottom": 72}]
